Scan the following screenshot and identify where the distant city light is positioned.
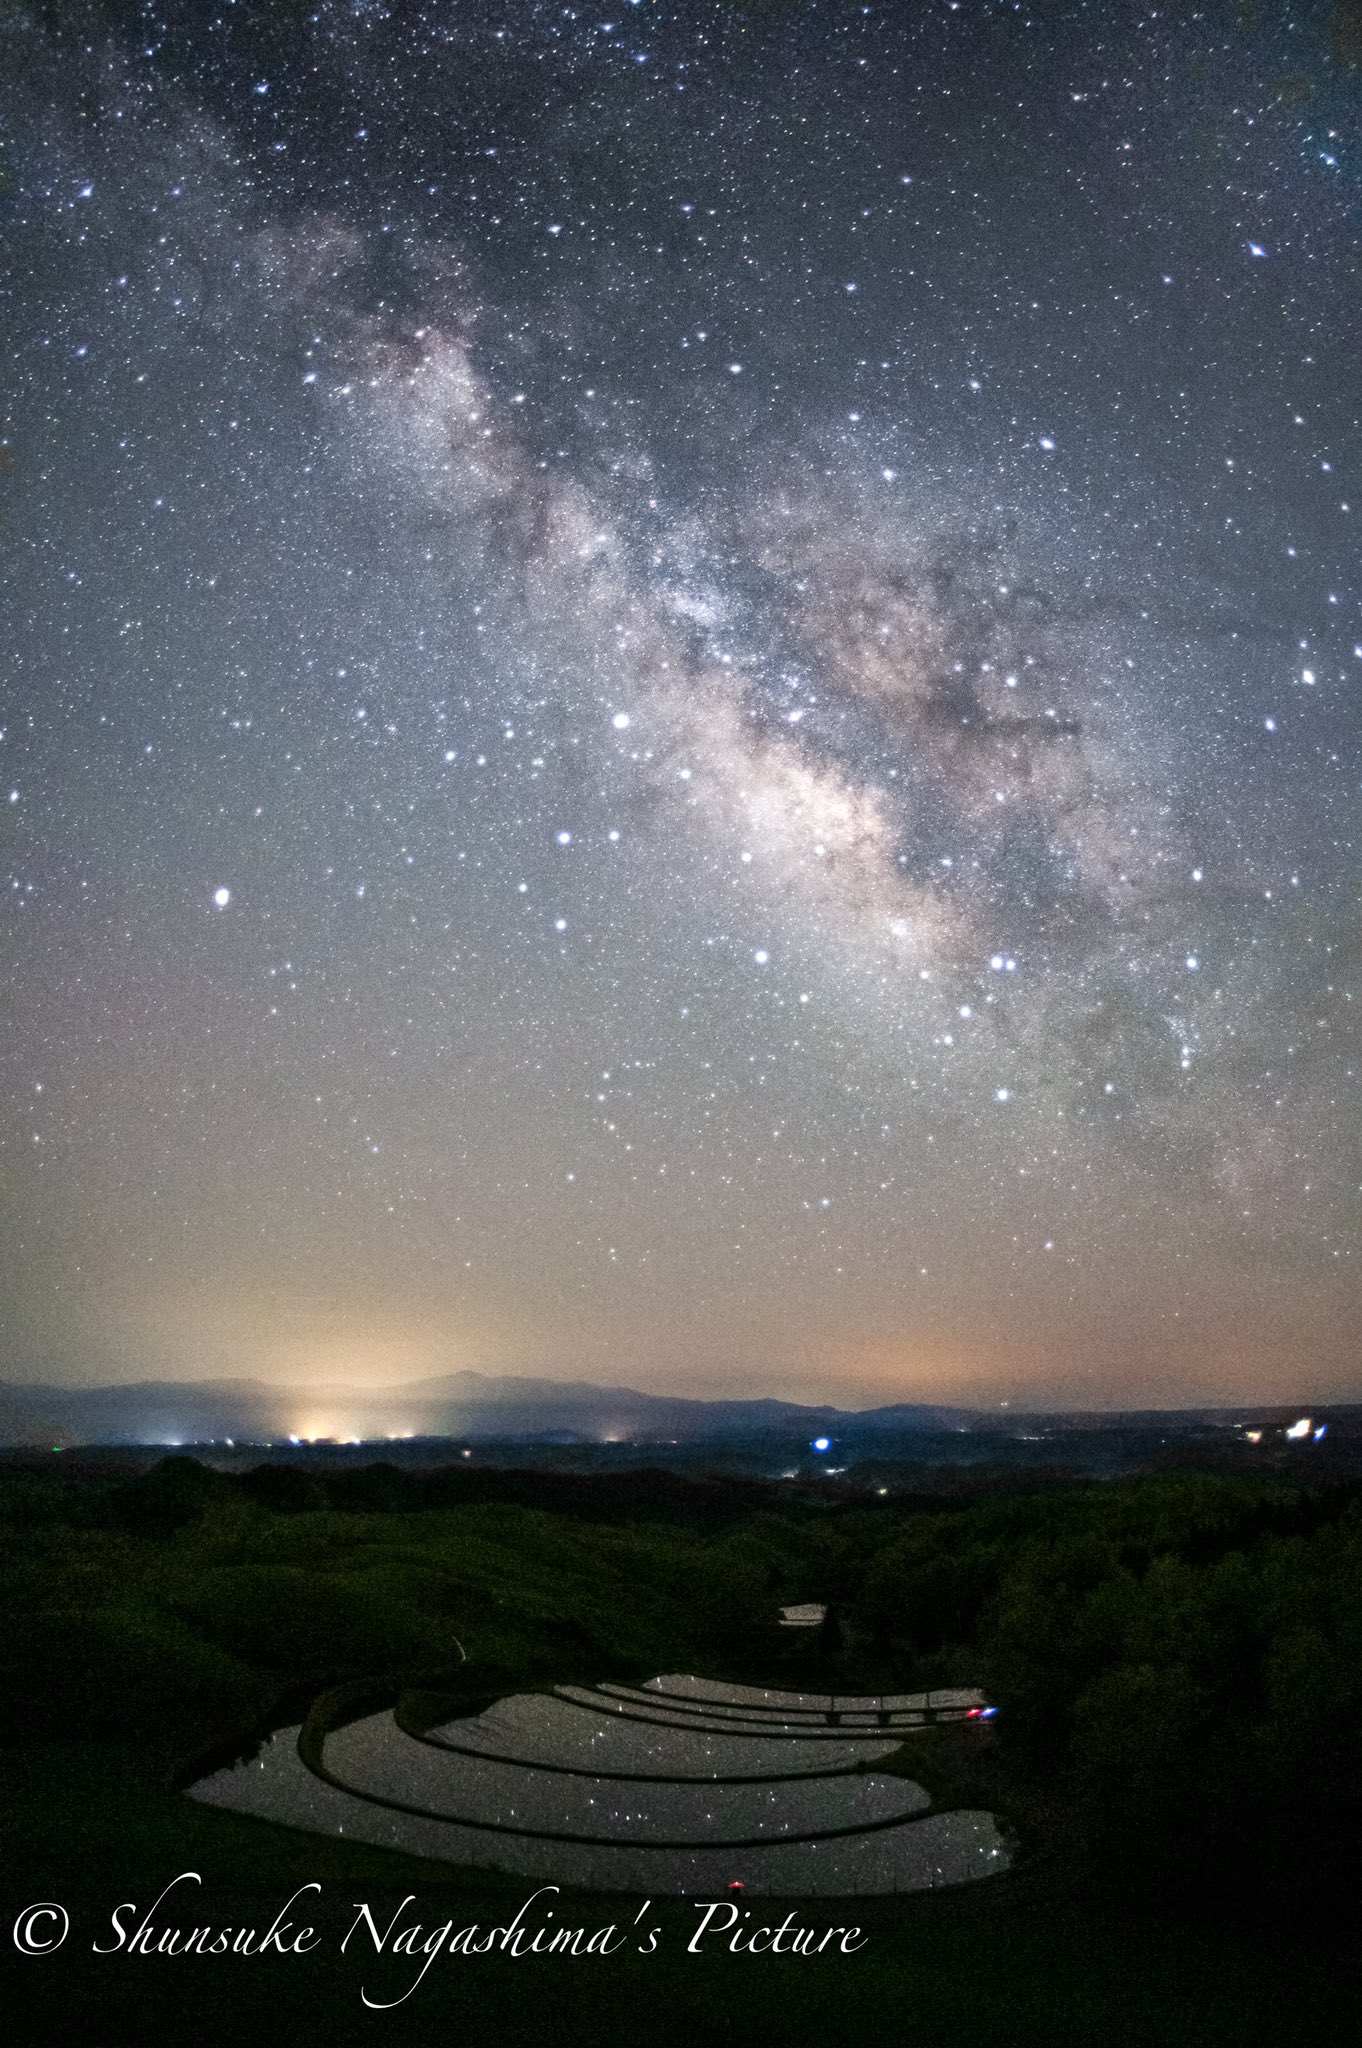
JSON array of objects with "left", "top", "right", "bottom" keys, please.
[{"left": 1285, "top": 1417, "right": 1311, "bottom": 1440}]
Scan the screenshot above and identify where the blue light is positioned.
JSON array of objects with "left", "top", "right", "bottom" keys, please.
[{"left": 812, "top": 1436, "right": 831, "bottom": 1452}]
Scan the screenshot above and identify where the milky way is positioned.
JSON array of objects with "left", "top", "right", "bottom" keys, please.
[{"left": 2, "top": 3, "right": 1359, "bottom": 1405}]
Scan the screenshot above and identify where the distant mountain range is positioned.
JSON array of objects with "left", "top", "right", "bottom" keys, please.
[
  {"left": 0, "top": 1371, "right": 977, "bottom": 1447},
  {"left": 0, "top": 1372, "right": 1347, "bottom": 1450}
]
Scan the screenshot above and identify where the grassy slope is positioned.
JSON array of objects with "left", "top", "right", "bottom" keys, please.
[{"left": 5, "top": 1782, "right": 1352, "bottom": 2048}]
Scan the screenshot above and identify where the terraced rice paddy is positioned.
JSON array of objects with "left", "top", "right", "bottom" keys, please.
[{"left": 189, "top": 1677, "right": 1012, "bottom": 1895}]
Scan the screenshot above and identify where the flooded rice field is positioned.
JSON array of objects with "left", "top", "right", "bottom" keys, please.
[{"left": 189, "top": 1676, "right": 1011, "bottom": 1896}]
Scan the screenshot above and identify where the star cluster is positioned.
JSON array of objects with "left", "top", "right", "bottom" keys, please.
[{"left": 2, "top": 2, "right": 1359, "bottom": 1405}]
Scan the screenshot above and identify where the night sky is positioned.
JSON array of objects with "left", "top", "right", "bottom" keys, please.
[{"left": 3, "top": 1, "right": 1360, "bottom": 1409}]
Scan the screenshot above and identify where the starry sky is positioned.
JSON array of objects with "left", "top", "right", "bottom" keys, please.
[{"left": 2, "top": 0, "right": 1360, "bottom": 1410}]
